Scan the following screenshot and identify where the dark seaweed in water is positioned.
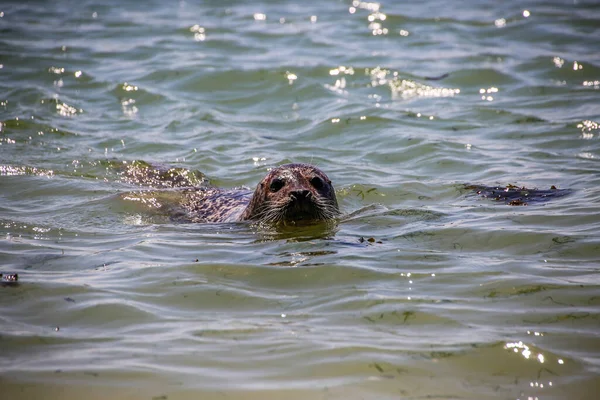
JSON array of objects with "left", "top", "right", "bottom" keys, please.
[{"left": 466, "top": 184, "right": 571, "bottom": 206}]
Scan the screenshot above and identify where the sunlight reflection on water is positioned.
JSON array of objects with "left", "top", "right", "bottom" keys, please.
[{"left": 1, "top": 0, "right": 599, "bottom": 399}]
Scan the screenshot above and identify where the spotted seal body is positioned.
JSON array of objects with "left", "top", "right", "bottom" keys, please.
[{"left": 181, "top": 163, "right": 339, "bottom": 224}]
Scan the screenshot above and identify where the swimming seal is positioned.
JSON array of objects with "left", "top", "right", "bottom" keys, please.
[{"left": 179, "top": 163, "right": 340, "bottom": 224}]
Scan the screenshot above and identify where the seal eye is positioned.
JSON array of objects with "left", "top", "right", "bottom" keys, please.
[
  {"left": 310, "top": 176, "right": 324, "bottom": 190},
  {"left": 270, "top": 178, "right": 285, "bottom": 193}
]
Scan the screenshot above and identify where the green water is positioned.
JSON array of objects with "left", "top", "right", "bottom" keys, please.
[{"left": 1, "top": 1, "right": 599, "bottom": 399}]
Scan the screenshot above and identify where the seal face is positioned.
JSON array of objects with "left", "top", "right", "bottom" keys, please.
[{"left": 239, "top": 163, "right": 339, "bottom": 224}]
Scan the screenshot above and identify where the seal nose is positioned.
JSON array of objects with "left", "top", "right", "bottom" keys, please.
[{"left": 291, "top": 189, "right": 311, "bottom": 200}]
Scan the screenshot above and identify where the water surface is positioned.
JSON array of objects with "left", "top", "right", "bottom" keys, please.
[{"left": 1, "top": 1, "right": 600, "bottom": 399}]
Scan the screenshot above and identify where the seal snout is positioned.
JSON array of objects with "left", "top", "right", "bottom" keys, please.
[{"left": 288, "top": 188, "right": 314, "bottom": 215}]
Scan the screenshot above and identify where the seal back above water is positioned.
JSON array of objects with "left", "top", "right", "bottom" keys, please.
[{"left": 180, "top": 163, "right": 340, "bottom": 224}]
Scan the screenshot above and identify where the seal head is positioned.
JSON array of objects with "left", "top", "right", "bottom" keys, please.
[{"left": 240, "top": 163, "right": 339, "bottom": 224}]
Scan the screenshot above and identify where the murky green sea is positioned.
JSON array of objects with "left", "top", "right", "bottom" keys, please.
[{"left": 1, "top": 1, "right": 600, "bottom": 399}]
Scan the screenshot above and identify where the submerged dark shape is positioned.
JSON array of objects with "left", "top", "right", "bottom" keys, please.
[
  {"left": 466, "top": 184, "right": 572, "bottom": 206},
  {"left": 1, "top": 273, "right": 19, "bottom": 287},
  {"left": 179, "top": 163, "right": 340, "bottom": 224}
]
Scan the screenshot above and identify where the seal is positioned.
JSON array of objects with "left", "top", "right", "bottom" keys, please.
[{"left": 178, "top": 163, "right": 340, "bottom": 224}]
